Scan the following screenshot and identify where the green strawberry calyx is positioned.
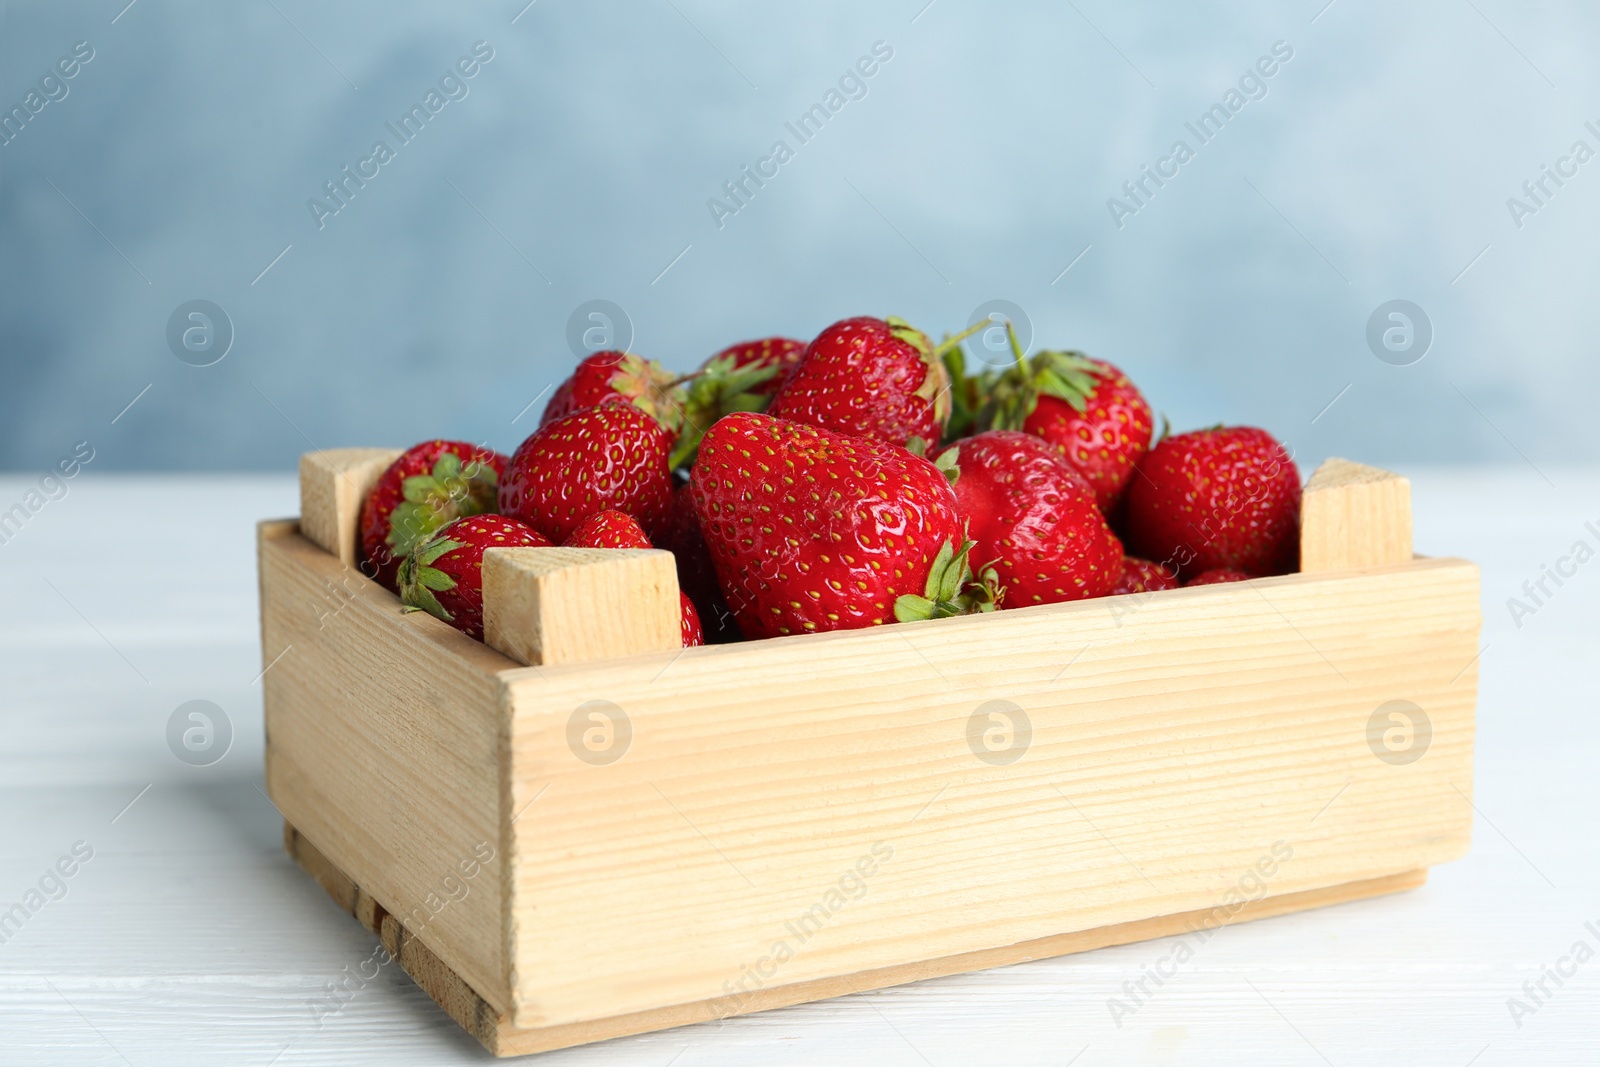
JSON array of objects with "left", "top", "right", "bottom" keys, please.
[
  {"left": 938, "top": 341, "right": 999, "bottom": 442},
  {"left": 386, "top": 452, "right": 499, "bottom": 561},
  {"left": 891, "top": 317, "right": 985, "bottom": 432},
  {"left": 985, "top": 320, "right": 1106, "bottom": 431},
  {"left": 397, "top": 534, "right": 462, "bottom": 622},
  {"left": 893, "top": 538, "right": 1002, "bottom": 623},
  {"left": 613, "top": 353, "right": 690, "bottom": 434},
  {"left": 667, "top": 354, "right": 782, "bottom": 471}
]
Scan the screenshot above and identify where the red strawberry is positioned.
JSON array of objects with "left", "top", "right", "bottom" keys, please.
[
  {"left": 398, "top": 515, "right": 551, "bottom": 639},
  {"left": 988, "top": 326, "right": 1153, "bottom": 513},
  {"left": 1110, "top": 556, "right": 1179, "bottom": 595},
  {"left": 679, "top": 595, "right": 704, "bottom": 646},
  {"left": 766, "top": 316, "right": 978, "bottom": 449},
  {"left": 360, "top": 440, "right": 507, "bottom": 590},
  {"left": 937, "top": 431, "right": 1122, "bottom": 607},
  {"left": 658, "top": 482, "right": 741, "bottom": 643},
  {"left": 690, "top": 412, "right": 985, "bottom": 638},
  {"left": 499, "top": 404, "right": 674, "bottom": 544},
  {"left": 562, "top": 508, "right": 704, "bottom": 647},
  {"left": 564, "top": 509, "right": 653, "bottom": 550},
  {"left": 1186, "top": 568, "right": 1253, "bottom": 586},
  {"left": 705, "top": 337, "right": 806, "bottom": 397},
  {"left": 541, "top": 350, "right": 684, "bottom": 431},
  {"left": 1124, "top": 426, "right": 1300, "bottom": 577}
]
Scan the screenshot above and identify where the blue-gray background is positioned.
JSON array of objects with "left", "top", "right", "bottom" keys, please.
[{"left": 1, "top": 0, "right": 1592, "bottom": 471}]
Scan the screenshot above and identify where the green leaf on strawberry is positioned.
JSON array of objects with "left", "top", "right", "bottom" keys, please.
[
  {"left": 398, "top": 536, "right": 462, "bottom": 622},
  {"left": 385, "top": 452, "right": 499, "bottom": 562},
  {"left": 893, "top": 538, "right": 1001, "bottom": 622},
  {"left": 668, "top": 354, "right": 783, "bottom": 470}
]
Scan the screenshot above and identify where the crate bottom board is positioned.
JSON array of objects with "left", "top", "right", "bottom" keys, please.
[{"left": 285, "top": 822, "right": 1427, "bottom": 1057}]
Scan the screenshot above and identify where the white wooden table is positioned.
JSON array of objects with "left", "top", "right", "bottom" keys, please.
[{"left": 1, "top": 468, "right": 1595, "bottom": 1065}]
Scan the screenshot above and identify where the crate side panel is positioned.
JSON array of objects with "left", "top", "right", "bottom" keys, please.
[
  {"left": 260, "top": 530, "right": 512, "bottom": 1011},
  {"left": 504, "top": 558, "right": 1479, "bottom": 1027}
]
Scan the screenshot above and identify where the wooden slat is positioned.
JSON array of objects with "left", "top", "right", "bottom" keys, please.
[
  {"left": 501, "top": 556, "right": 1479, "bottom": 1028},
  {"left": 482, "top": 548, "right": 680, "bottom": 667},
  {"left": 297, "top": 448, "right": 401, "bottom": 566},
  {"left": 1300, "top": 457, "right": 1413, "bottom": 572},
  {"left": 259, "top": 523, "right": 514, "bottom": 1012},
  {"left": 285, "top": 819, "right": 1425, "bottom": 1057}
]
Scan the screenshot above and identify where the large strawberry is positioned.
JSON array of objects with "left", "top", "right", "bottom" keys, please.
[
  {"left": 360, "top": 440, "right": 507, "bottom": 590},
  {"left": 987, "top": 324, "right": 1153, "bottom": 513},
  {"left": 499, "top": 404, "right": 674, "bottom": 544},
  {"left": 398, "top": 514, "right": 551, "bottom": 639},
  {"left": 1123, "top": 426, "right": 1300, "bottom": 577},
  {"left": 541, "top": 350, "right": 684, "bottom": 431},
  {"left": 937, "top": 431, "right": 1122, "bottom": 607},
  {"left": 766, "top": 316, "right": 980, "bottom": 450},
  {"left": 690, "top": 413, "right": 987, "bottom": 638},
  {"left": 563, "top": 508, "right": 704, "bottom": 647}
]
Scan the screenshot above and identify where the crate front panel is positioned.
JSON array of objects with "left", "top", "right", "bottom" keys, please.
[
  {"left": 258, "top": 524, "right": 514, "bottom": 1012},
  {"left": 503, "top": 557, "right": 1479, "bottom": 1027}
]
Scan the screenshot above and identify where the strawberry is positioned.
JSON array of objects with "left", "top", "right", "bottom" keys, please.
[
  {"left": 937, "top": 431, "right": 1122, "bottom": 607},
  {"left": 499, "top": 404, "right": 674, "bottom": 544},
  {"left": 658, "top": 481, "right": 741, "bottom": 643},
  {"left": 563, "top": 508, "right": 654, "bottom": 551},
  {"left": 704, "top": 337, "right": 806, "bottom": 397},
  {"left": 1123, "top": 426, "right": 1300, "bottom": 577},
  {"left": 766, "top": 316, "right": 980, "bottom": 450},
  {"left": 690, "top": 412, "right": 985, "bottom": 638},
  {"left": 987, "top": 324, "right": 1153, "bottom": 513},
  {"left": 541, "top": 350, "right": 684, "bottom": 432},
  {"left": 679, "top": 594, "right": 705, "bottom": 645},
  {"left": 1186, "top": 568, "right": 1253, "bottom": 586},
  {"left": 1110, "top": 556, "right": 1179, "bottom": 595},
  {"left": 359, "top": 440, "right": 507, "bottom": 590},
  {"left": 398, "top": 514, "right": 551, "bottom": 639},
  {"left": 562, "top": 508, "right": 704, "bottom": 647}
]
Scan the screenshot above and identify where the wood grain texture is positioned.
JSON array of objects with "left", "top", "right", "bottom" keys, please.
[
  {"left": 501, "top": 557, "right": 1479, "bottom": 1028},
  {"left": 258, "top": 521, "right": 516, "bottom": 1013},
  {"left": 1301, "top": 457, "right": 1414, "bottom": 572},
  {"left": 286, "top": 818, "right": 1425, "bottom": 1057},
  {"left": 482, "top": 547, "right": 680, "bottom": 667},
  {"left": 297, "top": 447, "right": 401, "bottom": 565}
]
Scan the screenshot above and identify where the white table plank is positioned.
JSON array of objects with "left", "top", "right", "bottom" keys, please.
[{"left": 1, "top": 468, "right": 1596, "bottom": 1065}]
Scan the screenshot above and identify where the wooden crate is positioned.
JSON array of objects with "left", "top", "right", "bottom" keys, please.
[{"left": 260, "top": 451, "right": 1478, "bottom": 1056}]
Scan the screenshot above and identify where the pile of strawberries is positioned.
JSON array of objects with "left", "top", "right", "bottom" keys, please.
[{"left": 356, "top": 314, "right": 1301, "bottom": 648}]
